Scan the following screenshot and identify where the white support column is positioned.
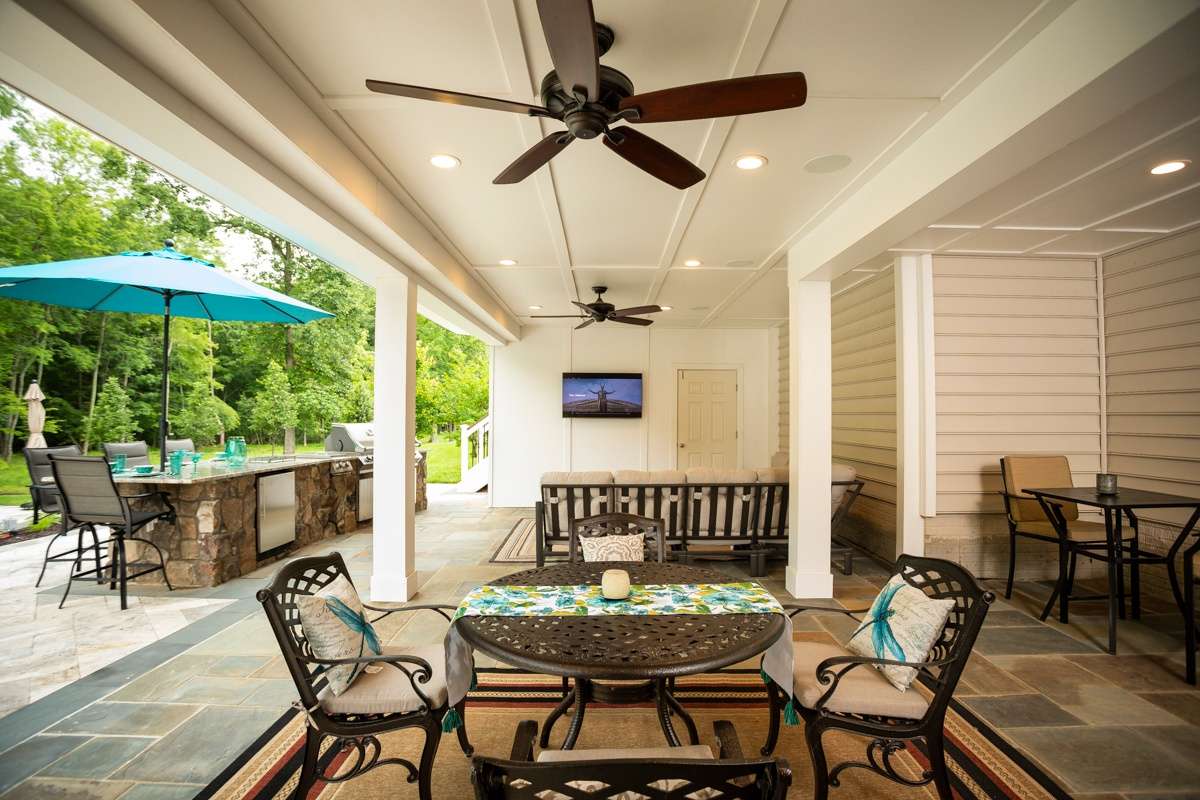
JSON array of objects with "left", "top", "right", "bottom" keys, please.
[
  {"left": 785, "top": 266, "right": 833, "bottom": 599},
  {"left": 895, "top": 254, "right": 937, "bottom": 559},
  {"left": 371, "top": 271, "right": 418, "bottom": 601}
]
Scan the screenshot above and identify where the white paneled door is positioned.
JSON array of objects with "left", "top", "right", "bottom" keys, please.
[{"left": 677, "top": 369, "right": 738, "bottom": 468}]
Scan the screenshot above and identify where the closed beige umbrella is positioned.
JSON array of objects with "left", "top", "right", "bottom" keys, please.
[{"left": 23, "top": 380, "right": 46, "bottom": 449}]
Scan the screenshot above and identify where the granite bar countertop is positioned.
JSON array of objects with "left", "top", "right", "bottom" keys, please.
[{"left": 112, "top": 452, "right": 359, "bottom": 485}]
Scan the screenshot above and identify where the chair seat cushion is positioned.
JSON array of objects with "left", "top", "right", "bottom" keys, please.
[
  {"left": 318, "top": 644, "right": 447, "bottom": 715},
  {"left": 793, "top": 641, "right": 929, "bottom": 719},
  {"left": 536, "top": 744, "right": 713, "bottom": 763},
  {"left": 1017, "top": 519, "right": 1129, "bottom": 541}
]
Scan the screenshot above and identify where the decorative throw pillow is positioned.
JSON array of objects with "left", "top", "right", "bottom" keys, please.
[
  {"left": 294, "top": 574, "right": 381, "bottom": 695},
  {"left": 579, "top": 532, "right": 645, "bottom": 562},
  {"left": 846, "top": 574, "right": 955, "bottom": 692}
]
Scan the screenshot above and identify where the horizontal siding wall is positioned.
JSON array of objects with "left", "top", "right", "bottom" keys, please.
[
  {"left": 831, "top": 267, "right": 897, "bottom": 560},
  {"left": 929, "top": 255, "right": 1103, "bottom": 580},
  {"left": 1104, "top": 226, "right": 1200, "bottom": 591}
]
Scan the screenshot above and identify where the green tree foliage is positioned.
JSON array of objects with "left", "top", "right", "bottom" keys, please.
[
  {"left": 247, "top": 361, "right": 299, "bottom": 446},
  {"left": 88, "top": 377, "right": 136, "bottom": 444},
  {"left": 0, "top": 86, "right": 487, "bottom": 459}
]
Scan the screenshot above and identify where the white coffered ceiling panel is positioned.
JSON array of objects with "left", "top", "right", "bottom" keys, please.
[
  {"left": 1100, "top": 184, "right": 1200, "bottom": 232},
  {"left": 719, "top": 270, "right": 788, "bottom": 319},
  {"left": 659, "top": 270, "right": 749, "bottom": 318},
  {"left": 475, "top": 267, "right": 573, "bottom": 317},
  {"left": 570, "top": 268, "right": 656, "bottom": 308},
  {"left": 1035, "top": 230, "right": 1158, "bottom": 256}
]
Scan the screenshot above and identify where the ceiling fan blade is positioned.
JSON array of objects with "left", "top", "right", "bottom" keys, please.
[
  {"left": 572, "top": 300, "right": 600, "bottom": 317},
  {"left": 494, "top": 132, "right": 574, "bottom": 184},
  {"left": 530, "top": 315, "right": 588, "bottom": 318},
  {"left": 575, "top": 318, "right": 595, "bottom": 330},
  {"left": 609, "top": 315, "right": 653, "bottom": 326},
  {"left": 365, "top": 79, "right": 550, "bottom": 116},
  {"left": 536, "top": 0, "right": 599, "bottom": 102},
  {"left": 619, "top": 72, "right": 807, "bottom": 123},
  {"left": 603, "top": 127, "right": 705, "bottom": 189},
  {"left": 611, "top": 305, "right": 661, "bottom": 317}
]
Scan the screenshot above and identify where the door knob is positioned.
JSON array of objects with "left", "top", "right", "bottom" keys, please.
[{"left": 679, "top": 444, "right": 685, "bottom": 448}]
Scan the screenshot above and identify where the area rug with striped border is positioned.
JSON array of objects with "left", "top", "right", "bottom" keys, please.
[
  {"left": 488, "top": 518, "right": 537, "bottom": 563},
  {"left": 198, "top": 669, "right": 1070, "bottom": 800}
]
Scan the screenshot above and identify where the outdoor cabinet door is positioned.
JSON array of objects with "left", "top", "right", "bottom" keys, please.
[
  {"left": 677, "top": 369, "right": 738, "bottom": 468},
  {"left": 258, "top": 471, "right": 297, "bottom": 555}
]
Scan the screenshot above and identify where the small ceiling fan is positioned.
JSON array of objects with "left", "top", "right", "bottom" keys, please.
[
  {"left": 531, "top": 286, "right": 660, "bottom": 329},
  {"left": 365, "top": 0, "right": 807, "bottom": 189}
]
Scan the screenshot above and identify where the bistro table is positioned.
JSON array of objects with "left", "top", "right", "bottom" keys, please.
[
  {"left": 1024, "top": 486, "right": 1200, "bottom": 658},
  {"left": 454, "top": 561, "right": 786, "bottom": 749}
]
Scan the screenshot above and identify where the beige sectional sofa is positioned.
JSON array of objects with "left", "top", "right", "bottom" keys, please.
[{"left": 536, "top": 463, "right": 862, "bottom": 576}]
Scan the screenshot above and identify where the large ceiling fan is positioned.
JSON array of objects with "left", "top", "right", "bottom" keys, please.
[
  {"left": 365, "top": 0, "right": 807, "bottom": 189},
  {"left": 531, "top": 286, "right": 660, "bottom": 329}
]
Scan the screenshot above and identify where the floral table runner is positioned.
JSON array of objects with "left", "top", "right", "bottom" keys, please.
[{"left": 443, "top": 581, "right": 796, "bottom": 731}]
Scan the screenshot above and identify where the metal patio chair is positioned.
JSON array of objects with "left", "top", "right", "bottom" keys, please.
[
  {"left": 102, "top": 440, "right": 151, "bottom": 467},
  {"left": 257, "top": 553, "right": 473, "bottom": 800}
]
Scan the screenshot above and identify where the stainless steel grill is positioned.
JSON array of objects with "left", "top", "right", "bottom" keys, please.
[{"left": 325, "top": 423, "right": 373, "bottom": 521}]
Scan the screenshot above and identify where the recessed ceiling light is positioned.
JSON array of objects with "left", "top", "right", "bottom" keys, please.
[
  {"left": 734, "top": 154, "right": 767, "bottom": 171},
  {"left": 683, "top": 259, "right": 702, "bottom": 267},
  {"left": 429, "top": 153, "right": 460, "bottom": 169},
  {"left": 528, "top": 305, "right": 542, "bottom": 311},
  {"left": 498, "top": 258, "right": 517, "bottom": 266},
  {"left": 1150, "top": 160, "right": 1188, "bottom": 175},
  {"left": 804, "top": 154, "right": 852, "bottom": 174},
  {"left": 660, "top": 305, "right": 673, "bottom": 311}
]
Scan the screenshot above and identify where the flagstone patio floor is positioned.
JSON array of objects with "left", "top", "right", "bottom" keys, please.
[{"left": 0, "top": 485, "right": 1198, "bottom": 798}]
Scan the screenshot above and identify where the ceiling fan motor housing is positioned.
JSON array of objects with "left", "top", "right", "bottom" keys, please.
[{"left": 540, "top": 65, "right": 635, "bottom": 139}]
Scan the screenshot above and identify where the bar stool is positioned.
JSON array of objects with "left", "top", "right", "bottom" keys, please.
[{"left": 49, "top": 454, "right": 175, "bottom": 609}]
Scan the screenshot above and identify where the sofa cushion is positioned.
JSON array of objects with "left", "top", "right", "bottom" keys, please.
[
  {"left": 755, "top": 467, "right": 788, "bottom": 483},
  {"left": 613, "top": 469, "right": 685, "bottom": 485},
  {"left": 541, "top": 471, "right": 613, "bottom": 485},
  {"left": 684, "top": 468, "right": 759, "bottom": 485},
  {"left": 318, "top": 644, "right": 447, "bottom": 715},
  {"left": 793, "top": 641, "right": 929, "bottom": 719},
  {"left": 831, "top": 463, "right": 858, "bottom": 517}
]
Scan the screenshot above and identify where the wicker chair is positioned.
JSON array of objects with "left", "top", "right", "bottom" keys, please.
[
  {"left": 48, "top": 455, "right": 174, "bottom": 610},
  {"left": 569, "top": 511, "right": 666, "bottom": 563},
  {"left": 472, "top": 718, "right": 791, "bottom": 800},
  {"left": 999, "top": 455, "right": 1135, "bottom": 622},
  {"left": 257, "top": 553, "right": 473, "bottom": 800},
  {"left": 761, "top": 554, "right": 993, "bottom": 800},
  {"left": 102, "top": 441, "right": 151, "bottom": 467}
]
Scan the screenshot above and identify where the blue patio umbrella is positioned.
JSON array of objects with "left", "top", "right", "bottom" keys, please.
[{"left": 0, "top": 241, "right": 332, "bottom": 468}]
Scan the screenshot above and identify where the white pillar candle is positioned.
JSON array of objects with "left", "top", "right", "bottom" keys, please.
[{"left": 601, "top": 569, "right": 630, "bottom": 600}]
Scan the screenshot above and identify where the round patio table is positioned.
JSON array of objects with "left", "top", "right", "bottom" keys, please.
[{"left": 455, "top": 561, "right": 785, "bottom": 749}]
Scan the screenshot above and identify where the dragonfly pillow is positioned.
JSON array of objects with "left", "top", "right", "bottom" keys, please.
[
  {"left": 846, "top": 574, "right": 955, "bottom": 692},
  {"left": 579, "top": 532, "right": 645, "bottom": 562},
  {"left": 295, "top": 574, "right": 382, "bottom": 695}
]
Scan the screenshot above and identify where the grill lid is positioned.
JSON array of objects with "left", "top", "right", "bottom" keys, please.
[{"left": 325, "top": 422, "right": 374, "bottom": 453}]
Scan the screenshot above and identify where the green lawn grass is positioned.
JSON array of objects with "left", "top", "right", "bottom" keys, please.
[
  {"left": 421, "top": 438, "right": 460, "bottom": 484},
  {"left": 0, "top": 441, "right": 328, "bottom": 507}
]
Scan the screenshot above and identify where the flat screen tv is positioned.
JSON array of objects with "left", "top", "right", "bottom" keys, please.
[{"left": 562, "top": 373, "right": 643, "bottom": 418}]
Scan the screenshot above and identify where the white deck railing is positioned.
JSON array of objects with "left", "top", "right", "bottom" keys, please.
[{"left": 459, "top": 416, "right": 490, "bottom": 492}]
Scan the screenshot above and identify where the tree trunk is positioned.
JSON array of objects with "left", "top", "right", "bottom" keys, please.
[
  {"left": 274, "top": 236, "right": 297, "bottom": 455},
  {"left": 83, "top": 313, "right": 107, "bottom": 452}
]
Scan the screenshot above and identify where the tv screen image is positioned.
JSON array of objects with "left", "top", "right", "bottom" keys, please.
[{"left": 562, "top": 373, "right": 643, "bottom": 418}]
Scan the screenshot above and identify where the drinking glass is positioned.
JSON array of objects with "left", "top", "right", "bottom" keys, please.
[
  {"left": 112, "top": 453, "right": 127, "bottom": 473},
  {"left": 169, "top": 449, "right": 185, "bottom": 477}
]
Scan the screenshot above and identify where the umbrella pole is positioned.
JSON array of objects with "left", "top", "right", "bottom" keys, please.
[{"left": 160, "top": 293, "right": 171, "bottom": 471}]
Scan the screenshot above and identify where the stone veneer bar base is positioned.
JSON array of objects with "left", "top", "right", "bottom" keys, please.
[{"left": 119, "top": 459, "right": 360, "bottom": 587}]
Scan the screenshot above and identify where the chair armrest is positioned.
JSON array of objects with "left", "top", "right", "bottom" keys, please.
[
  {"left": 713, "top": 720, "right": 743, "bottom": 759},
  {"left": 810, "top": 653, "right": 954, "bottom": 713},
  {"left": 302, "top": 651, "right": 439, "bottom": 710},
  {"left": 781, "top": 604, "right": 868, "bottom": 620},
  {"left": 510, "top": 720, "right": 538, "bottom": 762},
  {"left": 362, "top": 602, "right": 456, "bottom": 623}
]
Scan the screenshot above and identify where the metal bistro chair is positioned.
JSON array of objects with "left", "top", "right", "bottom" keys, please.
[
  {"left": 472, "top": 718, "right": 791, "bottom": 800},
  {"left": 49, "top": 454, "right": 174, "bottom": 609},
  {"left": 999, "top": 455, "right": 1135, "bottom": 622},
  {"left": 569, "top": 511, "right": 666, "bottom": 563},
  {"left": 762, "top": 554, "right": 993, "bottom": 800},
  {"left": 257, "top": 553, "right": 473, "bottom": 800},
  {"left": 102, "top": 441, "right": 151, "bottom": 467}
]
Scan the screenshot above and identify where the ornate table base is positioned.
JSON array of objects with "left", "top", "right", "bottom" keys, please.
[{"left": 541, "top": 677, "right": 700, "bottom": 749}]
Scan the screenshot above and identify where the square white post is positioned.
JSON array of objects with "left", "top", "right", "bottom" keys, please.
[
  {"left": 371, "top": 271, "right": 418, "bottom": 601},
  {"left": 895, "top": 254, "right": 936, "bottom": 559},
  {"left": 786, "top": 269, "right": 833, "bottom": 599}
]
